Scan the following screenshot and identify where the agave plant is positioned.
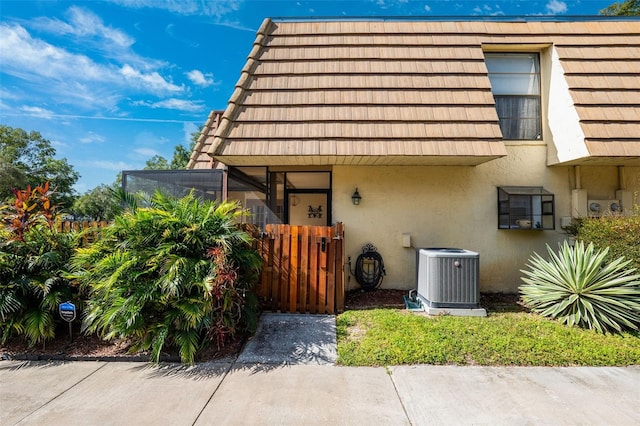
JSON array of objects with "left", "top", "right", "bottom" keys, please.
[
  {"left": 71, "top": 191, "right": 262, "bottom": 363},
  {"left": 520, "top": 240, "right": 640, "bottom": 333}
]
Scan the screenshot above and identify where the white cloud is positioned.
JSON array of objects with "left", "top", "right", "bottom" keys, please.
[
  {"left": 0, "top": 22, "right": 183, "bottom": 112},
  {"left": 31, "top": 6, "right": 134, "bottom": 48},
  {"left": 133, "top": 130, "right": 170, "bottom": 148},
  {"left": 19, "top": 106, "right": 55, "bottom": 119},
  {"left": 186, "top": 70, "right": 215, "bottom": 87},
  {"left": 133, "top": 98, "right": 205, "bottom": 112},
  {"left": 84, "top": 160, "right": 136, "bottom": 171},
  {"left": 134, "top": 147, "right": 160, "bottom": 157},
  {"left": 79, "top": 132, "right": 106, "bottom": 144},
  {"left": 110, "top": 0, "right": 254, "bottom": 32},
  {"left": 1, "top": 24, "right": 109, "bottom": 82},
  {"left": 120, "top": 64, "right": 183, "bottom": 93},
  {"left": 546, "top": 0, "right": 568, "bottom": 14},
  {"left": 374, "top": 0, "right": 409, "bottom": 9},
  {"left": 110, "top": 0, "right": 243, "bottom": 18},
  {"left": 30, "top": 6, "right": 164, "bottom": 71}
]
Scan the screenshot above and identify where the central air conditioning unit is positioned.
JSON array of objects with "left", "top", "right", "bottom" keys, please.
[{"left": 417, "top": 248, "right": 480, "bottom": 309}]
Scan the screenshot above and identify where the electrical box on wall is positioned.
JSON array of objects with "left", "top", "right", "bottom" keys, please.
[{"left": 587, "top": 200, "right": 621, "bottom": 217}]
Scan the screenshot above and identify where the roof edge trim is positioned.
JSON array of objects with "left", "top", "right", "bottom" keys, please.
[
  {"left": 209, "top": 18, "right": 275, "bottom": 157},
  {"left": 187, "top": 110, "right": 223, "bottom": 169}
]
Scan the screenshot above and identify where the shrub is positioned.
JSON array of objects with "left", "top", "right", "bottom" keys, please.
[
  {"left": 520, "top": 240, "right": 640, "bottom": 333},
  {"left": 576, "top": 210, "right": 640, "bottom": 272},
  {"left": 0, "top": 183, "right": 79, "bottom": 345},
  {"left": 71, "top": 191, "right": 262, "bottom": 363}
]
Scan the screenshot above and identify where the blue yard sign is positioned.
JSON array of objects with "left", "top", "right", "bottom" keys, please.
[
  {"left": 59, "top": 301, "right": 76, "bottom": 322},
  {"left": 59, "top": 301, "right": 76, "bottom": 341}
]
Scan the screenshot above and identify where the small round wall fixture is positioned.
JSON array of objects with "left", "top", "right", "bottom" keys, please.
[{"left": 352, "top": 188, "right": 362, "bottom": 205}]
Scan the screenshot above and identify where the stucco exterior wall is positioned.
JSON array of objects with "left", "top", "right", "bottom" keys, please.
[{"left": 332, "top": 150, "right": 640, "bottom": 293}]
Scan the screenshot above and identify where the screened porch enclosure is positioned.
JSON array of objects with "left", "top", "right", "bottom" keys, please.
[
  {"left": 122, "top": 168, "right": 331, "bottom": 229},
  {"left": 121, "top": 168, "right": 277, "bottom": 228}
]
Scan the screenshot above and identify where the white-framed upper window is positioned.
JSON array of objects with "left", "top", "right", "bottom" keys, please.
[{"left": 485, "top": 53, "right": 541, "bottom": 140}]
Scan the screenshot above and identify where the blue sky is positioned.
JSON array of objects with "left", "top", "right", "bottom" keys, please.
[{"left": 0, "top": 0, "right": 618, "bottom": 193}]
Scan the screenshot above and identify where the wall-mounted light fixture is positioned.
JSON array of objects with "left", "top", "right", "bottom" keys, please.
[{"left": 351, "top": 188, "right": 362, "bottom": 205}]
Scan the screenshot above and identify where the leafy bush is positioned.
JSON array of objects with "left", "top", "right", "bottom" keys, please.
[
  {"left": 520, "top": 240, "right": 640, "bottom": 333},
  {"left": 0, "top": 183, "right": 79, "bottom": 345},
  {"left": 71, "top": 191, "right": 262, "bottom": 363},
  {"left": 576, "top": 209, "right": 640, "bottom": 272}
]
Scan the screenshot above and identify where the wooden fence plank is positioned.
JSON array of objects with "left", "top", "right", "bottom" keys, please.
[
  {"left": 299, "top": 226, "right": 309, "bottom": 313},
  {"left": 260, "top": 235, "right": 272, "bottom": 308},
  {"left": 289, "top": 226, "right": 299, "bottom": 313},
  {"left": 271, "top": 225, "right": 282, "bottom": 312},
  {"left": 317, "top": 227, "right": 327, "bottom": 314},
  {"left": 56, "top": 221, "right": 109, "bottom": 247},
  {"left": 279, "top": 224, "right": 291, "bottom": 312},
  {"left": 309, "top": 227, "right": 319, "bottom": 314},
  {"left": 326, "top": 226, "right": 335, "bottom": 315}
]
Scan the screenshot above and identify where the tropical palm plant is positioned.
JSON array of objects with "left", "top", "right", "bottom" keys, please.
[
  {"left": 71, "top": 191, "right": 262, "bottom": 363},
  {"left": 0, "top": 184, "right": 79, "bottom": 346},
  {"left": 0, "top": 224, "right": 78, "bottom": 345},
  {"left": 520, "top": 240, "right": 640, "bottom": 333}
]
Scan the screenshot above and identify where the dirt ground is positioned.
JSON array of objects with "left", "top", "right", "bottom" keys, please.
[{"left": 1, "top": 290, "right": 522, "bottom": 361}]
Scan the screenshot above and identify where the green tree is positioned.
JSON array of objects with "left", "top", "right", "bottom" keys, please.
[
  {"left": 72, "top": 184, "right": 120, "bottom": 221},
  {"left": 170, "top": 127, "right": 201, "bottom": 169},
  {"left": 142, "top": 127, "right": 201, "bottom": 171},
  {"left": 170, "top": 144, "right": 191, "bottom": 169},
  {"left": 144, "top": 154, "right": 170, "bottom": 170},
  {"left": 600, "top": 0, "right": 640, "bottom": 15},
  {"left": 0, "top": 126, "right": 79, "bottom": 208}
]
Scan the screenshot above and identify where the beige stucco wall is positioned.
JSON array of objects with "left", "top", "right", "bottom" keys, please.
[{"left": 332, "top": 149, "right": 640, "bottom": 293}]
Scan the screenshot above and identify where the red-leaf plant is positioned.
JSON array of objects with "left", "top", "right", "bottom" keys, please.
[
  {"left": 206, "top": 246, "right": 245, "bottom": 350},
  {"left": 3, "top": 182, "right": 56, "bottom": 241}
]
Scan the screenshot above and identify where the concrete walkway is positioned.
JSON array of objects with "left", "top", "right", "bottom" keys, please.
[
  {"left": 2, "top": 361, "right": 639, "bottom": 425},
  {"left": 1, "top": 313, "right": 639, "bottom": 425}
]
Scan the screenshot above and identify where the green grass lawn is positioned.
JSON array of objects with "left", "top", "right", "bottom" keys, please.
[{"left": 336, "top": 309, "right": 640, "bottom": 366}]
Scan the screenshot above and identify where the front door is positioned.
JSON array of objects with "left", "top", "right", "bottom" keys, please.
[{"left": 268, "top": 171, "right": 331, "bottom": 226}]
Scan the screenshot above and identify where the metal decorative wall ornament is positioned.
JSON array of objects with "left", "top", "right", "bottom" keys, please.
[{"left": 308, "top": 205, "right": 322, "bottom": 218}]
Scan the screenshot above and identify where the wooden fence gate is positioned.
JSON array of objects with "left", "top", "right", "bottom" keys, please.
[{"left": 256, "top": 223, "right": 345, "bottom": 314}]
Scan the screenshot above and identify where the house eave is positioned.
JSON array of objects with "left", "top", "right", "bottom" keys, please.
[
  {"left": 549, "top": 156, "right": 640, "bottom": 166},
  {"left": 211, "top": 154, "right": 506, "bottom": 167}
]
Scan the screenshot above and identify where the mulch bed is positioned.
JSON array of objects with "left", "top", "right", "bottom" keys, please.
[
  {"left": 344, "top": 289, "right": 407, "bottom": 310},
  {"left": 345, "top": 288, "right": 524, "bottom": 312},
  {"left": 0, "top": 323, "right": 246, "bottom": 363}
]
